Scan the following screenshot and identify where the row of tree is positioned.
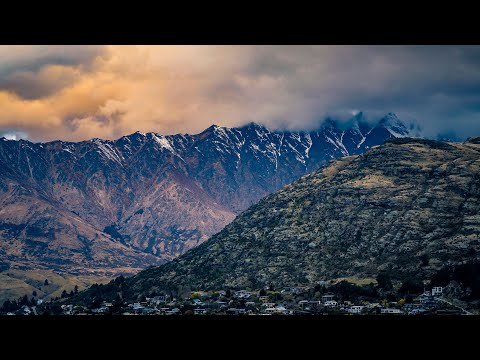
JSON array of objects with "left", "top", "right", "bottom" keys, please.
[{"left": 1, "top": 295, "right": 36, "bottom": 313}]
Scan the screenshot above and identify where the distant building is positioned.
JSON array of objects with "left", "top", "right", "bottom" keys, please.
[
  {"left": 281, "top": 287, "right": 300, "bottom": 295},
  {"left": 380, "top": 308, "right": 403, "bottom": 314},
  {"left": 432, "top": 287, "right": 443, "bottom": 296},
  {"left": 235, "top": 290, "right": 252, "bottom": 299},
  {"left": 348, "top": 306, "right": 364, "bottom": 314},
  {"left": 194, "top": 308, "right": 207, "bottom": 315},
  {"left": 226, "top": 308, "right": 243, "bottom": 315},
  {"left": 324, "top": 300, "right": 338, "bottom": 307},
  {"left": 321, "top": 294, "right": 335, "bottom": 303}
]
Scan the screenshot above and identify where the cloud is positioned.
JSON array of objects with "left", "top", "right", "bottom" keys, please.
[{"left": 0, "top": 45, "right": 480, "bottom": 141}]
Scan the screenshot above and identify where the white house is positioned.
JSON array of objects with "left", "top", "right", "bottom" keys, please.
[
  {"left": 235, "top": 290, "right": 252, "bottom": 299},
  {"left": 194, "top": 308, "right": 207, "bottom": 315},
  {"left": 348, "top": 306, "right": 364, "bottom": 314},
  {"left": 321, "top": 294, "right": 335, "bottom": 303},
  {"left": 380, "top": 308, "right": 403, "bottom": 314},
  {"left": 262, "top": 302, "right": 276, "bottom": 308},
  {"left": 274, "top": 306, "right": 288, "bottom": 314},
  {"left": 432, "top": 287, "right": 443, "bottom": 296},
  {"left": 324, "top": 300, "right": 338, "bottom": 307}
]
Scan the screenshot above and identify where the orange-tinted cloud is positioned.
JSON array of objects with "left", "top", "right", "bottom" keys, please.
[{"left": 1, "top": 45, "right": 480, "bottom": 141}]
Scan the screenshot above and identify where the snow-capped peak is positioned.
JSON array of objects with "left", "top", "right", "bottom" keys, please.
[{"left": 378, "top": 113, "right": 410, "bottom": 138}]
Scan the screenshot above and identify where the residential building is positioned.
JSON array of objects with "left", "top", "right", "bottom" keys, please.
[
  {"left": 348, "top": 306, "right": 364, "bottom": 314},
  {"left": 432, "top": 287, "right": 443, "bottom": 296},
  {"left": 321, "top": 294, "right": 335, "bottom": 303}
]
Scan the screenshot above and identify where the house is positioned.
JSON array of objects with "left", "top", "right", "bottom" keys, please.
[
  {"left": 418, "top": 293, "right": 437, "bottom": 308},
  {"left": 194, "top": 308, "right": 207, "bottom": 315},
  {"left": 149, "top": 295, "right": 168, "bottom": 305},
  {"left": 324, "top": 300, "right": 338, "bottom": 307},
  {"left": 226, "top": 308, "right": 242, "bottom": 315},
  {"left": 92, "top": 307, "right": 109, "bottom": 314},
  {"left": 432, "top": 287, "right": 443, "bottom": 296},
  {"left": 235, "top": 290, "right": 252, "bottom": 299},
  {"left": 321, "top": 294, "right": 335, "bottom": 303},
  {"left": 348, "top": 306, "right": 364, "bottom": 314},
  {"left": 132, "top": 303, "right": 144, "bottom": 312},
  {"left": 264, "top": 307, "right": 277, "bottom": 314},
  {"left": 380, "top": 308, "right": 403, "bottom": 314},
  {"left": 259, "top": 296, "right": 270, "bottom": 303},
  {"left": 192, "top": 299, "right": 204, "bottom": 306},
  {"left": 166, "top": 308, "right": 180, "bottom": 315},
  {"left": 245, "top": 301, "right": 256, "bottom": 307},
  {"left": 274, "top": 306, "right": 288, "bottom": 314},
  {"left": 281, "top": 287, "right": 300, "bottom": 295},
  {"left": 262, "top": 302, "right": 276, "bottom": 308}
]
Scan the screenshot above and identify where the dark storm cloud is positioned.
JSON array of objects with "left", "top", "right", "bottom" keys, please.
[
  {"left": 0, "top": 45, "right": 107, "bottom": 99},
  {"left": 234, "top": 45, "right": 480, "bottom": 138}
]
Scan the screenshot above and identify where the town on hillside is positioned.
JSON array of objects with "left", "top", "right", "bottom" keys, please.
[{"left": 1, "top": 281, "right": 475, "bottom": 316}]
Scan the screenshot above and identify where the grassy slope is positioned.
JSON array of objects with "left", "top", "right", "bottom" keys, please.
[{"left": 0, "top": 269, "right": 111, "bottom": 304}]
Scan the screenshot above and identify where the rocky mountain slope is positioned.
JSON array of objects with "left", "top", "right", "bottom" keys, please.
[
  {"left": 112, "top": 137, "right": 480, "bottom": 298},
  {"left": 0, "top": 113, "right": 412, "bottom": 275}
]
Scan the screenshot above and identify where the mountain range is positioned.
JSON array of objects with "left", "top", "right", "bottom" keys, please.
[
  {"left": 0, "top": 112, "right": 412, "bottom": 277},
  {"left": 90, "top": 136, "right": 480, "bottom": 301}
]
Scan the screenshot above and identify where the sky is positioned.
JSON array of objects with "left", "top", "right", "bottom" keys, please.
[{"left": 0, "top": 45, "right": 479, "bottom": 142}]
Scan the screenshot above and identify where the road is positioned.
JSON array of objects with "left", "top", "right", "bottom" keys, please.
[{"left": 436, "top": 297, "right": 474, "bottom": 315}]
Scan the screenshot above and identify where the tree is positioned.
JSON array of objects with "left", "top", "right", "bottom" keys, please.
[
  {"left": 259, "top": 289, "right": 267, "bottom": 296},
  {"left": 61, "top": 290, "right": 68, "bottom": 299},
  {"left": 32, "top": 290, "right": 37, "bottom": 297},
  {"left": 74, "top": 285, "right": 79, "bottom": 294},
  {"left": 44, "top": 279, "right": 49, "bottom": 286},
  {"left": 399, "top": 279, "right": 423, "bottom": 296},
  {"left": 225, "top": 289, "right": 231, "bottom": 298},
  {"left": 21, "top": 295, "right": 29, "bottom": 306},
  {"left": 420, "top": 254, "right": 429, "bottom": 267},
  {"left": 2, "top": 300, "right": 12, "bottom": 312},
  {"left": 376, "top": 273, "right": 393, "bottom": 290}
]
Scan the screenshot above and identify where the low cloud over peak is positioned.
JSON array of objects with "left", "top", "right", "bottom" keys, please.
[{"left": 0, "top": 45, "right": 479, "bottom": 142}]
